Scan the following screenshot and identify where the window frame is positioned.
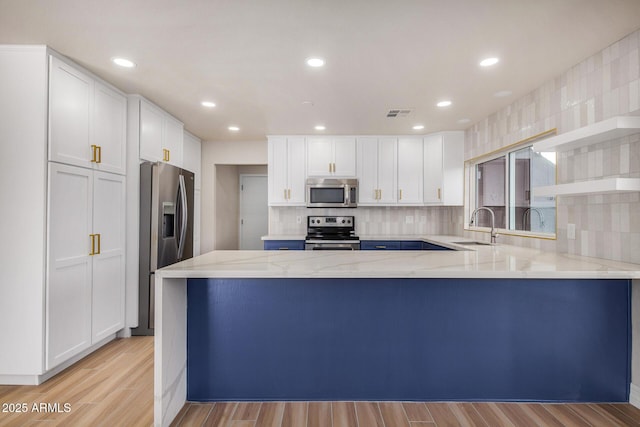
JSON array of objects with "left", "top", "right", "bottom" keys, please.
[{"left": 464, "top": 129, "right": 558, "bottom": 240}]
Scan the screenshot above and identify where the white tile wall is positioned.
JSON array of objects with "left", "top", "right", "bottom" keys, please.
[{"left": 465, "top": 28, "right": 640, "bottom": 263}]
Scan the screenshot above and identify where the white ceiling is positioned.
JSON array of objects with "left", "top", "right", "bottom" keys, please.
[{"left": 1, "top": 0, "right": 639, "bottom": 142}]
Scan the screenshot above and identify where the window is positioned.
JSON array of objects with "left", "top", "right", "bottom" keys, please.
[{"left": 466, "top": 131, "right": 557, "bottom": 238}]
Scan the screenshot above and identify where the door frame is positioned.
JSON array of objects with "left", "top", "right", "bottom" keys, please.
[{"left": 238, "top": 174, "right": 268, "bottom": 250}]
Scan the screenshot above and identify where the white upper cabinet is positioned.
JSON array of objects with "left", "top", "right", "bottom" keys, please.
[
  {"left": 49, "top": 56, "right": 92, "bottom": 169},
  {"left": 268, "top": 136, "right": 306, "bottom": 205},
  {"left": 424, "top": 131, "right": 464, "bottom": 205},
  {"left": 93, "top": 82, "right": 127, "bottom": 175},
  {"left": 164, "top": 115, "right": 183, "bottom": 167},
  {"left": 139, "top": 99, "right": 184, "bottom": 166},
  {"left": 307, "top": 136, "right": 356, "bottom": 177},
  {"left": 357, "top": 137, "right": 397, "bottom": 204},
  {"left": 182, "top": 131, "right": 202, "bottom": 190},
  {"left": 140, "top": 100, "right": 165, "bottom": 163},
  {"left": 397, "top": 137, "right": 423, "bottom": 204},
  {"left": 49, "top": 56, "right": 127, "bottom": 174}
]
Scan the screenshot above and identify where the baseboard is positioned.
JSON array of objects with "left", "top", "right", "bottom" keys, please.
[
  {"left": 630, "top": 383, "right": 640, "bottom": 409},
  {"left": 0, "top": 333, "right": 118, "bottom": 385}
]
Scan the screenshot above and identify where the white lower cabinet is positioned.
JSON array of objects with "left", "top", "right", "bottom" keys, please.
[{"left": 47, "top": 163, "right": 125, "bottom": 370}]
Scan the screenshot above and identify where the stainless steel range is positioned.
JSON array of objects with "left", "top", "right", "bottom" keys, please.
[{"left": 305, "top": 215, "right": 360, "bottom": 250}]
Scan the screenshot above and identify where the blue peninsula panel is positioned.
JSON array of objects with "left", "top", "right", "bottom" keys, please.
[{"left": 187, "top": 278, "right": 630, "bottom": 402}]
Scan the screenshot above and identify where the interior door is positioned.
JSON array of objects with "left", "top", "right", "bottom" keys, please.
[{"left": 240, "top": 175, "right": 268, "bottom": 250}]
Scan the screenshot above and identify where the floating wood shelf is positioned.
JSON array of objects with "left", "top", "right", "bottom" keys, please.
[
  {"left": 533, "top": 116, "right": 640, "bottom": 152},
  {"left": 532, "top": 178, "right": 640, "bottom": 197}
]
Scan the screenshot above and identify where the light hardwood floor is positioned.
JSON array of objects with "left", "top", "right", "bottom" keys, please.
[{"left": 2, "top": 337, "right": 640, "bottom": 426}]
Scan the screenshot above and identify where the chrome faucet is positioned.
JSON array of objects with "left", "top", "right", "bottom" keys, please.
[
  {"left": 522, "top": 207, "right": 545, "bottom": 230},
  {"left": 470, "top": 207, "right": 498, "bottom": 244}
]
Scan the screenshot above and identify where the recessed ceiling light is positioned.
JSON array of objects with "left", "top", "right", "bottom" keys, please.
[
  {"left": 302, "top": 101, "right": 314, "bottom": 106},
  {"left": 412, "top": 125, "right": 425, "bottom": 130},
  {"left": 493, "top": 90, "right": 512, "bottom": 98},
  {"left": 306, "top": 58, "right": 325, "bottom": 67},
  {"left": 480, "top": 57, "right": 500, "bottom": 67},
  {"left": 201, "top": 101, "right": 216, "bottom": 108},
  {"left": 228, "top": 126, "right": 240, "bottom": 131},
  {"left": 457, "top": 118, "right": 471, "bottom": 124},
  {"left": 437, "top": 100, "right": 452, "bottom": 108},
  {"left": 111, "top": 57, "right": 136, "bottom": 68},
  {"left": 314, "top": 125, "right": 326, "bottom": 131}
]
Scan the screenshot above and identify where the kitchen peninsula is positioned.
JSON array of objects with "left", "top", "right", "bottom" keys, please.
[{"left": 153, "top": 238, "right": 640, "bottom": 427}]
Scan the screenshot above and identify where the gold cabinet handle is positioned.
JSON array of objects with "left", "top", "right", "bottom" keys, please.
[
  {"left": 399, "top": 189, "right": 403, "bottom": 200},
  {"left": 284, "top": 188, "right": 287, "bottom": 199},
  {"left": 89, "top": 234, "right": 96, "bottom": 255},
  {"left": 375, "top": 245, "right": 387, "bottom": 249},
  {"left": 288, "top": 189, "right": 291, "bottom": 199},
  {"left": 91, "top": 145, "right": 98, "bottom": 163},
  {"left": 333, "top": 163, "right": 336, "bottom": 173},
  {"left": 378, "top": 189, "right": 382, "bottom": 200},
  {"left": 329, "top": 163, "right": 332, "bottom": 173},
  {"left": 374, "top": 189, "right": 378, "bottom": 200},
  {"left": 163, "top": 148, "right": 170, "bottom": 162},
  {"left": 96, "top": 233, "right": 101, "bottom": 255},
  {"left": 437, "top": 188, "right": 441, "bottom": 200},
  {"left": 166, "top": 149, "right": 170, "bottom": 162},
  {"left": 96, "top": 145, "right": 102, "bottom": 163}
]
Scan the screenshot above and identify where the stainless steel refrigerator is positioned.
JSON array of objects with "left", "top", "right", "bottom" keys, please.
[{"left": 133, "top": 162, "right": 194, "bottom": 336}]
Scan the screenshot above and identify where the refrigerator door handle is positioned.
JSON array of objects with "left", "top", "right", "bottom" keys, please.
[{"left": 177, "top": 174, "right": 188, "bottom": 259}]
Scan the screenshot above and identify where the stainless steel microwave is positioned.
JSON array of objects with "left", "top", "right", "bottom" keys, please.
[{"left": 306, "top": 178, "right": 358, "bottom": 208}]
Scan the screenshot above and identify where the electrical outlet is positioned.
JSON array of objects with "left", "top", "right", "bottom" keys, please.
[
  {"left": 567, "top": 223, "right": 576, "bottom": 240},
  {"left": 405, "top": 216, "right": 414, "bottom": 224},
  {"left": 296, "top": 216, "right": 302, "bottom": 224}
]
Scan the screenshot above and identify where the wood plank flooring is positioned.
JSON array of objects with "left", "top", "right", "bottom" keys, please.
[{"left": 2, "top": 337, "right": 640, "bottom": 426}]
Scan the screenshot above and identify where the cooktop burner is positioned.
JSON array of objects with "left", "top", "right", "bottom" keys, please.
[{"left": 305, "top": 215, "right": 358, "bottom": 241}]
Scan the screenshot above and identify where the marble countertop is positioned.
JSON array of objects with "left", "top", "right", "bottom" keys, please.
[{"left": 160, "top": 235, "right": 640, "bottom": 279}]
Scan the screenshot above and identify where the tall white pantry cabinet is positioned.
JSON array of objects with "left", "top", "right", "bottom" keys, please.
[{"left": 0, "top": 46, "right": 126, "bottom": 385}]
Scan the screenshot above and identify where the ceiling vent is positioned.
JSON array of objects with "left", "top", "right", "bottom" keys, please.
[{"left": 386, "top": 109, "right": 412, "bottom": 118}]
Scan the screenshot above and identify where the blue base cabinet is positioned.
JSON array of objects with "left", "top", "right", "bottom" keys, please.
[
  {"left": 263, "top": 240, "right": 305, "bottom": 250},
  {"left": 187, "top": 278, "right": 630, "bottom": 402}
]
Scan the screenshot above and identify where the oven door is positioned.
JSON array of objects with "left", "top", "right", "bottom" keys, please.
[{"left": 305, "top": 240, "right": 360, "bottom": 250}]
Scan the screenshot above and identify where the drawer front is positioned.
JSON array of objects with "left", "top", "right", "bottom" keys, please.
[
  {"left": 360, "top": 241, "right": 402, "bottom": 250},
  {"left": 400, "top": 241, "right": 423, "bottom": 250},
  {"left": 422, "top": 242, "right": 452, "bottom": 251},
  {"left": 263, "top": 240, "right": 305, "bottom": 251}
]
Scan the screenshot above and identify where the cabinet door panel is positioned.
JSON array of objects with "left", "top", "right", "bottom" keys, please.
[
  {"left": 377, "top": 137, "right": 397, "bottom": 203},
  {"left": 423, "top": 134, "right": 443, "bottom": 204},
  {"left": 49, "top": 56, "right": 92, "bottom": 168},
  {"left": 357, "top": 137, "right": 378, "bottom": 204},
  {"left": 164, "top": 116, "right": 183, "bottom": 167},
  {"left": 140, "top": 101, "right": 163, "bottom": 162},
  {"left": 93, "top": 82, "right": 126, "bottom": 175},
  {"left": 397, "top": 138, "right": 423, "bottom": 204},
  {"left": 47, "top": 163, "right": 92, "bottom": 369},
  {"left": 333, "top": 137, "right": 356, "bottom": 176},
  {"left": 306, "top": 137, "right": 333, "bottom": 176},
  {"left": 183, "top": 132, "right": 202, "bottom": 189},
  {"left": 268, "top": 137, "right": 288, "bottom": 204},
  {"left": 287, "top": 137, "right": 306, "bottom": 204},
  {"left": 92, "top": 172, "right": 126, "bottom": 342}
]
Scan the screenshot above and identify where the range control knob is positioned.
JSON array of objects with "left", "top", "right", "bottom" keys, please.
[{"left": 342, "top": 220, "right": 346, "bottom": 223}]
